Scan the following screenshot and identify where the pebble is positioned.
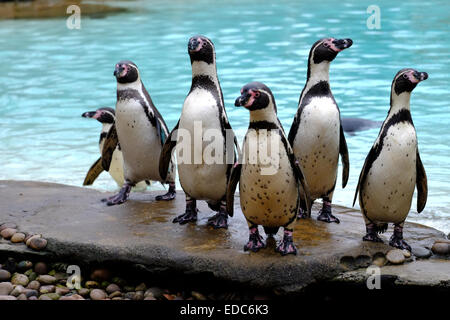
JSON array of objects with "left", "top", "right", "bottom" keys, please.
[
  {"left": 386, "top": 249, "right": 406, "bottom": 264},
  {"left": 0, "top": 282, "right": 13, "bottom": 295},
  {"left": 28, "top": 296, "right": 38, "bottom": 300},
  {"left": 70, "top": 294, "right": 85, "bottom": 300},
  {"left": 134, "top": 291, "right": 144, "bottom": 301},
  {"left": 192, "top": 291, "right": 207, "bottom": 300},
  {"left": 144, "top": 296, "right": 157, "bottom": 300},
  {"left": 109, "top": 291, "right": 122, "bottom": 299},
  {"left": 55, "top": 286, "right": 70, "bottom": 296},
  {"left": 145, "top": 287, "right": 163, "bottom": 299},
  {"left": 90, "top": 289, "right": 107, "bottom": 300},
  {"left": 34, "top": 262, "right": 48, "bottom": 275},
  {"left": 10, "top": 285, "right": 25, "bottom": 297},
  {"left": 23, "top": 234, "right": 34, "bottom": 243},
  {"left": 77, "top": 288, "right": 90, "bottom": 297},
  {"left": 11, "top": 273, "right": 29, "bottom": 286},
  {"left": 39, "top": 295, "right": 52, "bottom": 300},
  {"left": 0, "top": 295, "right": 17, "bottom": 300},
  {"left": 0, "top": 223, "right": 17, "bottom": 232},
  {"left": 37, "top": 275, "right": 57, "bottom": 285},
  {"left": 17, "top": 261, "right": 33, "bottom": 271},
  {"left": 112, "top": 277, "right": 127, "bottom": 287},
  {"left": 135, "top": 282, "right": 147, "bottom": 292},
  {"left": 27, "top": 280, "right": 41, "bottom": 290},
  {"left": 0, "top": 269, "right": 11, "bottom": 281},
  {"left": 26, "top": 234, "right": 41, "bottom": 247},
  {"left": 402, "top": 249, "right": 411, "bottom": 258},
  {"left": 40, "top": 285, "right": 56, "bottom": 294},
  {"left": 0, "top": 228, "right": 17, "bottom": 239},
  {"left": 124, "top": 292, "right": 136, "bottom": 300},
  {"left": 28, "top": 272, "right": 38, "bottom": 281},
  {"left": 85, "top": 281, "right": 99, "bottom": 289},
  {"left": 17, "top": 293, "right": 27, "bottom": 300},
  {"left": 29, "top": 237, "right": 48, "bottom": 251},
  {"left": 112, "top": 297, "right": 123, "bottom": 300},
  {"left": 25, "top": 289, "right": 38, "bottom": 298},
  {"left": 106, "top": 283, "right": 120, "bottom": 294},
  {"left": 431, "top": 242, "right": 450, "bottom": 255},
  {"left": 41, "top": 293, "right": 60, "bottom": 300},
  {"left": 124, "top": 285, "right": 135, "bottom": 292},
  {"left": 372, "top": 256, "right": 387, "bottom": 267},
  {"left": 435, "top": 238, "right": 450, "bottom": 244},
  {"left": 11, "top": 232, "right": 26, "bottom": 243},
  {"left": 90, "top": 269, "right": 111, "bottom": 282}
]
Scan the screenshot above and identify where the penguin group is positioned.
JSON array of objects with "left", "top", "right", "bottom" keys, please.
[{"left": 82, "top": 35, "right": 428, "bottom": 256}]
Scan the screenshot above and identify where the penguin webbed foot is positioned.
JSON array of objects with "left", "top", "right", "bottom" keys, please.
[
  {"left": 389, "top": 226, "right": 411, "bottom": 251},
  {"left": 173, "top": 207, "right": 198, "bottom": 225},
  {"left": 297, "top": 208, "right": 310, "bottom": 220},
  {"left": 317, "top": 203, "right": 340, "bottom": 224},
  {"left": 103, "top": 183, "right": 132, "bottom": 206},
  {"left": 207, "top": 211, "right": 228, "bottom": 229},
  {"left": 362, "top": 233, "right": 384, "bottom": 243},
  {"left": 244, "top": 227, "right": 266, "bottom": 252},
  {"left": 155, "top": 184, "right": 176, "bottom": 201},
  {"left": 275, "top": 229, "right": 297, "bottom": 256}
]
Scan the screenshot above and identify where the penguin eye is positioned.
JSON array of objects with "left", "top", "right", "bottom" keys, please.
[
  {"left": 323, "top": 42, "right": 329, "bottom": 48},
  {"left": 402, "top": 73, "right": 409, "bottom": 80},
  {"left": 254, "top": 91, "right": 260, "bottom": 98}
]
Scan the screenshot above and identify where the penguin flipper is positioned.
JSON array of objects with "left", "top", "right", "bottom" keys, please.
[
  {"left": 101, "top": 124, "right": 119, "bottom": 171},
  {"left": 416, "top": 150, "right": 428, "bottom": 213},
  {"left": 159, "top": 121, "right": 179, "bottom": 181},
  {"left": 226, "top": 163, "right": 241, "bottom": 217},
  {"left": 292, "top": 157, "right": 312, "bottom": 217},
  {"left": 353, "top": 145, "right": 376, "bottom": 207},
  {"left": 339, "top": 123, "right": 350, "bottom": 188},
  {"left": 83, "top": 157, "right": 104, "bottom": 186}
]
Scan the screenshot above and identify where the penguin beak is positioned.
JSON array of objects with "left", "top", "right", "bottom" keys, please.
[
  {"left": 82, "top": 111, "right": 97, "bottom": 118},
  {"left": 416, "top": 71, "right": 428, "bottom": 82},
  {"left": 235, "top": 94, "right": 247, "bottom": 107},
  {"left": 188, "top": 37, "right": 201, "bottom": 52},
  {"left": 114, "top": 65, "right": 124, "bottom": 77},
  {"left": 332, "top": 38, "right": 353, "bottom": 51}
]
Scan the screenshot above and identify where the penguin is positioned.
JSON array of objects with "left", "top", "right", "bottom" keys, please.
[
  {"left": 159, "top": 35, "right": 238, "bottom": 229},
  {"left": 101, "top": 60, "right": 176, "bottom": 205},
  {"left": 228, "top": 82, "right": 311, "bottom": 255},
  {"left": 288, "top": 38, "right": 352, "bottom": 223},
  {"left": 81, "top": 107, "right": 149, "bottom": 189},
  {"left": 353, "top": 68, "right": 428, "bottom": 251}
]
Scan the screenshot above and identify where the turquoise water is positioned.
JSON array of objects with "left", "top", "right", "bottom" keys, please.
[{"left": 0, "top": 0, "right": 449, "bottom": 233}]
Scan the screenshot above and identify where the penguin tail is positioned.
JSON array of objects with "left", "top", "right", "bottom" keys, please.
[
  {"left": 263, "top": 226, "right": 280, "bottom": 236},
  {"left": 374, "top": 223, "right": 388, "bottom": 234}
]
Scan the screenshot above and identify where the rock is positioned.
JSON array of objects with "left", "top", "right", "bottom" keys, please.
[
  {"left": 435, "top": 238, "right": 450, "bottom": 244},
  {"left": 10, "top": 285, "right": 25, "bottom": 297},
  {"left": 144, "top": 296, "right": 156, "bottom": 300},
  {"left": 386, "top": 249, "right": 406, "bottom": 264},
  {"left": 101, "top": 281, "right": 110, "bottom": 289},
  {"left": 11, "top": 273, "right": 29, "bottom": 286},
  {"left": 90, "top": 289, "right": 107, "bottom": 300},
  {"left": 54, "top": 272, "right": 67, "bottom": 282},
  {"left": 0, "top": 282, "right": 13, "bottom": 295},
  {"left": 0, "top": 228, "right": 17, "bottom": 239},
  {"left": 135, "top": 282, "right": 147, "bottom": 292},
  {"left": 28, "top": 296, "right": 38, "bottom": 300},
  {"left": 372, "top": 253, "right": 387, "bottom": 267},
  {"left": 11, "top": 232, "right": 26, "bottom": 243},
  {"left": 134, "top": 291, "right": 144, "bottom": 301},
  {"left": 26, "top": 234, "right": 41, "bottom": 247},
  {"left": 124, "top": 292, "right": 136, "bottom": 300},
  {"left": 55, "top": 286, "right": 70, "bottom": 296},
  {"left": 0, "top": 295, "right": 17, "bottom": 300},
  {"left": 41, "top": 293, "right": 60, "bottom": 300},
  {"left": 109, "top": 291, "right": 122, "bottom": 299},
  {"left": 70, "top": 294, "right": 85, "bottom": 300},
  {"left": 402, "top": 249, "right": 411, "bottom": 258},
  {"left": 48, "top": 270, "right": 56, "bottom": 276},
  {"left": 0, "top": 223, "right": 17, "bottom": 232},
  {"left": 431, "top": 242, "right": 450, "bottom": 255},
  {"left": 77, "top": 288, "right": 90, "bottom": 297},
  {"left": 90, "top": 269, "right": 111, "bottom": 282},
  {"left": 112, "top": 297, "right": 123, "bottom": 300},
  {"left": 17, "top": 261, "right": 33, "bottom": 271},
  {"left": 124, "top": 285, "right": 135, "bottom": 292},
  {"left": 37, "top": 275, "right": 56, "bottom": 285},
  {"left": 40, "top": 285, "right": 55, "bottom": 294},
  {"left": 59, "top": 295, "right": 76, "bottom": 300},
  {"left": 85, "top": 281, "right": 99, "bottom": 289},
  {"left": 27, "top": 280, "right": 41, "bottom": 290},
  {"left": 23, "top": 234, "right": 34, "bottom": 243},
  {"left": 0, "top": 269, "right": 11, "bottom": 281},
  {"left": 17, "top": 293, "right": 27, "bottom": 300},
  {"left": 106, "top": 283, "right": 120, "bottom": 294},
  {"left": 34, "top": 262, "right": 47, "bottom": 275},
  {"left": 28, "top": 272, "right": 38, "bottom": 281},
  {"left": 39, "top": 295, "right": 52, "bottom": 300},
  {"left": 25, "top": 289, "right": 38, "bottom": 298},
  {"left": 29, "top": 237, "right": 47, "bottom": 251},
  {"left": 111, "top": 277, "right": 126, "bottom": 287},
  {"left": 145, "top": 287, "right": 163, "bottom": 299},
  {"left": 191, "top": 291, "right": 207, "bottom": 300}
]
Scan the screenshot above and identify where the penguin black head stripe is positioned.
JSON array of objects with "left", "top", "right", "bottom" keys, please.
[
  {"left": 392, "top": 68, "right": 428, "bottom": 96},
  {"left": 310, "top": 38, "right": 353, "bottom": 64},
  {"left": 188, "top": 35, "right": 215, "bottom": 65},
  {"left": 82, "top": 107, "right": 115, "bottom": 124},
  {"left": 114, "top": 60, "right": 139, "bottom": 84},
  {"left": 234, "top": 82, "right": 276, "bottom": 112}
]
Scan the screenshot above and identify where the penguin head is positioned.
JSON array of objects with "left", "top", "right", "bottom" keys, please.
[
  {"left": 235, "top": 82, "right": 276, "bottom": 112},
  {"left": 82, "top": 107, "right": 115, "bottom": 124},
  {"left": 188, "top": 35, "right": 215, "bottom": 64},
  {"left": 310, "top": 38, "right": 353, "bottom": 64},
  {"left": 392, "top": 68, "right": 428, "bottom": 96},
  {"left": 114, "top": 60, "right": 140, "bottom": 84}
]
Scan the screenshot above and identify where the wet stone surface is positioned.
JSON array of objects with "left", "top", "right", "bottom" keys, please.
[{"left": 0, "top": 180, "right": 448, "bottom": 293}]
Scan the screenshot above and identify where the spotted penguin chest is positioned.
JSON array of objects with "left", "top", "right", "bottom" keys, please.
[
  {"left": 361, "top": 123, "right": 417, "bottom": 224},
  {"left": 293, "top": 97, "right": 340, "bottom": 199},
  {"left": 239, "top": 131, "right": 298, "bottom": 227},
  {"left": 115, "top": 98, "right": 162, "bottom": 182},
  {"left": 177, "top": 88, "right": 228, "bottom": 201}
]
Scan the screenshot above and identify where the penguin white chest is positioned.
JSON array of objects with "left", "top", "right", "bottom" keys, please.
[
  {"left": 362, "top": 123, "right": 417, "bottom": 224},
  {"left": 115, "top": 98, "right": 162, "bottom": 182},
  {"left": 177, "top": 88, "right": 228, "bottom": 201},
  {"left": 293, "top": 97, "right": 340, "bottom": 199},
  {"left": 240, "top": 131, "right": 298, "bottom": 227}
]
